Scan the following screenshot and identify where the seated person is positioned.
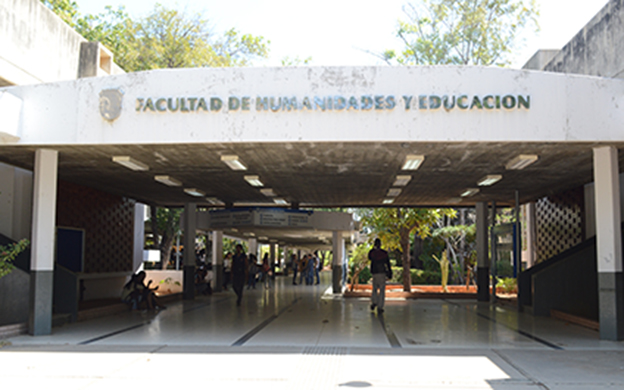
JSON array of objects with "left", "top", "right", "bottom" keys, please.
[{"left": 122, "top": 271, "right": 166, "bottom": 310}]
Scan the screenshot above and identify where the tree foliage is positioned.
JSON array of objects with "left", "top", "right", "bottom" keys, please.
[
  {"left": 0, "top": 239, "right": 29, "bottom": 279},
  {"left": 384, "top": 0, "right": 539, "bottom": 66},
  {"left": 41, "top": 1, "right": 270, "bottom": 72},
  {"left": 361, "top": 208, "right": 455, "bottom": 291}
]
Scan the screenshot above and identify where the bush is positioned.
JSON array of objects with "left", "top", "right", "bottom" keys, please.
[
  {"left": 496, "top": 260, "right": 514, "bottom": 278},
  {"left": 389, "top": 267, "right": 442, "bottom": 285},
  {"left": 357, "top": 266, "right": 372, "bottom": 284}
]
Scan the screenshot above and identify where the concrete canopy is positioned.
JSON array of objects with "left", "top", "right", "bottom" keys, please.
[{"left": 1, "top": 66, "right": 624, "bottom": 208}]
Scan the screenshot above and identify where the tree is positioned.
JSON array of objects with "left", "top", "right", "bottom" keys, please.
[
  {"left": 0, "top": 239, "right": 29, "bottom": 279},
  {"left": 361, "top": 208, "right": 455, "bottom": 292},
  {"left": 383, "top": 0, "right": 539, "bottom": 66},
  {"left": 149, "top": 207, "right": 182, "bottom": 270},
  {"left": 41, "top": 2, "right": 270, "bottom": 72}
]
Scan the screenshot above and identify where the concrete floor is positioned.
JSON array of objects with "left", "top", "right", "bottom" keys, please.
[{"left": 2, "top": 272, "right": 624, "bottom": 389}]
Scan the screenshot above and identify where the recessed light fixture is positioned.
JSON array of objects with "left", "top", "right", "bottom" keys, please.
[
  {"left": 477, "top": 174, "right": 502, "bottom": 186},
  {"left": 506, "top": 154, "right": 538, "bottom": 170},
  {"left": 260, "top": 188, "right": 276, "bottom": 197},
  {"left": 402, "top": 155, "right": 425, "bottom": 170},
  {"left": 112, "top": 156, "right": 149, "bottom": 171},
  {"left": 387, "top": 188, "right": 402, "bottom": 197},
  {"left": 154, "top": 175, "right": 182, "bottom": 187},
  {"left": 460, "top": 188, "right": 480, "bottom": 197},
  {"left": 274, "top": 198, "right": 288, "bottom": 205},
  {"left": 258, "top": 236, "right": 268, "bottom": 241},
  {"left": 447, "top": 197, "right": 463, "bottom": 204},
  {"left": 382, "top": 199, "right": 395, "bottom": 204},
  {"left": 393, "top": 175, "right": 412, "bottom": 186},
  {"left": 205, "top": 197, "right": 224, "bottom": 205},
  {"left": 221, "top": 155, "right": 247, "bottom": 171},
  {"left": 184, "top": 188, "right": 205, "bottom": 197},
  {"left": 244, "top": 175, "right": 264, "bottom": 187}
]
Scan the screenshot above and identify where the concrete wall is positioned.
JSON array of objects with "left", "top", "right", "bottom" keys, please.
[
  {"left": 0, "top": 162, "right": 32, "bottom": 241},
  {"left": 0, "top": 0, "right": 86, "bottom": 86},
  {"left": 542, "top": 0, "right": 624, "bottom": 79},
  {"left": 0, "top": 268, "right": 29, "bottom": 326}
]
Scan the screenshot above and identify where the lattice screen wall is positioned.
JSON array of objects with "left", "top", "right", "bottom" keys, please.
[
  {"left": 56, "top": 180, "right": 135, "bottom": 273},
  {"left": 535, "top": 186, "right": 584, "bottom": 263}
]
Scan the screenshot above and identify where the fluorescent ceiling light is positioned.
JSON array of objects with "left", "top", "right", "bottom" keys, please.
[
  {"left": 221, "top": 155, "right": 247, "bottom": 170},
  {"left": 387, "top": 188, "right": 402, "bottom": 197},
  {"left": 382, "top": 198, "right": 395, "bottom": 204},
  {"left": 154, "top": 175, "right": 182, "bottom": 187},
  {"left": 112, "top": 156, "right": 149, "bottom": 171},
  {"left": 259, "top": 236, "right": 268, "bottom": 241},
  {"left": 506, "top": 154, "right": 538, "bottom": 170},
  {"left": 260, "top": 188, "right": 276, "bottom": 197},
  {"left": 447, "top": 197, "right": 463, "bottom": 204},
  {"left": 393, "top": 175, "right": 412, "bottom": 187},
  {"left": 477, "top": 174, "right": 502, "bottom": 187},
  {"left": 402, "top": 155, "right": 425, "bottom": 170},
  {"left": 244, "top": 175, "right": 264, "bottom": 187},
  {"left": 460, "top": 188, "right": 480, "bottom": 197},
  {"left": 205, "top": 197, "right": 224, "bottom": 205},
  {"left": 184, "top": 188, "right": 205, "bottom": 197},
  {"left": 274, "top": 198, "right": 289, "bottom": 205}
]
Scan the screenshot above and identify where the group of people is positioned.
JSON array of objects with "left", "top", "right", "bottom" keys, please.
[
  {"left": 291, "top": 252, "right": 321, "bottom": 286},
  {"left": 121, "top": 270, "right": 166, "bottom": 311},
  {"left": 223, "top": 250, "right": 272, "bottom": 293}
]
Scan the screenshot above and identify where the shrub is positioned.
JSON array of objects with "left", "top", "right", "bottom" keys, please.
[
  {"left": 357, "top": 266, "right": 372, "bottom": 284},
  {"left": 389, "top": 267, "right": 442, "bottom": 285}
]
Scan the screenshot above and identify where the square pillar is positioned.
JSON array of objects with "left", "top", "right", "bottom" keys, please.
[
  {"left": 248, "top": 238, "right": 258, "bottom": 262},
  {"left": 132, "top": 203, "right": 145, "bottom": 272},
  {"left": 332, "top": 231, "right": 345, "bottom": 293},
  {"left": 183, "top": 203, "right": 197, "bottom": 300},
  {"left": 270, "top": 243, "right": 277, "bottom": 279},
  {"left": 593, "top": 146, "right": 624, "bottom": 340},
  {"left": 282, "top": 245, "right": 289, "bottom": 276},
  {"left": 476, "top": 202, "right": 490, "bottom": 302},
  {"left": 211, "top": 230, "right": 223, "bottom": 292},
  {"left": 29, "top": 149, "right": 58, "bottom": 336}
]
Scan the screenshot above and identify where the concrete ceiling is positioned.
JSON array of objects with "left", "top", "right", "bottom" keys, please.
[{"left": 0, "top": 141, "right": 620, "bottom": 209}]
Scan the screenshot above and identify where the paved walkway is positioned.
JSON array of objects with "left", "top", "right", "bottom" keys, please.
[{"left": 2, "top": 273, "right": 624, "bottom": 389}]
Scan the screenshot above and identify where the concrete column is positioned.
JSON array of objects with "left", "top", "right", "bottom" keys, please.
[
  {"left": 211, "top": 231, "right": 223, "bottom": 292},
  {"left": 476, "top": 202, "right": 490, "bottom": 302},
  {"left": 283, "top": 245, "right": 289, "bottom": 276},
  {"left": 29, "top": 149, "right": 58, "bottom": 336},
  {"left": 183, "top": 203, "right": 197, "bottom": 300},
  {"left": 270, "top": 243, "right": 277, "bottom": 279},
  {"left": 248, "top": 238, "right": 258, "bottom": 261},
  {"left": 524, "top": 202, "right": 536, "bottom": 269},
  {"left": 593, "top": 146, "right": 624, "bottom": 340},
  {"left": 332, "top": 231, "right": 345, "bottom": 293},
  {"left": 132, "top": 203, "right": 145, "bottom": 272}
]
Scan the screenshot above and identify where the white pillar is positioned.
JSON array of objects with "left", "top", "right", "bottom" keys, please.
[
  {"left": 524, "top": 202, "right": 536, "bottom": 268},
  {"left": 593, "top": 146, "right": 624, "bottom": 340},
  {"left": 283, "top": 245, "right": 289, "bottom": 276},
  {"left": 332, "top": 231, "right": 345, "bottom": 293},
  {"left": 475, "top": 202, "right": 489, "bottom": 302},
  {"left": 29, "top": 149, "right": 58, "bottom": 336},
  {"left": 132, "top": 203, "right": 145, "bottom": 272},
  {"left": 212, "top": 230, "right": 223, "bottom": 291},
  {"left": 248, "top": 238, "right": 258, "bottom": 261},
  {"left": 183, "top": 203, "right": 197, "bottom": 300}
]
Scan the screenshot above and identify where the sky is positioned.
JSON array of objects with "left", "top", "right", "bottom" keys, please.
[{"left": 74, "top": 0, "right": 610, "bottom": 69}]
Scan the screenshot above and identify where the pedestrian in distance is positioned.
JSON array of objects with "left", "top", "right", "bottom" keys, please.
[
  {"left": 231, "top": 244, "right": 248, "bottom": 306},
  {"left": 369, "top": 238, "right": 392, "bottom": 314},
  {"left": 292, "top": 254, "right": 299, "bottom": 285}
]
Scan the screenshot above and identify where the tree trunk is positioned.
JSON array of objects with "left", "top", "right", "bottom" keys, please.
[
  {"left": 150, "top": 205, "right": 160, "bottom": 249},
  {"left": 160, "top": 232, "right": 175, "bottom": 270},
  {"left": 401, "top": 228, "right": 411, "bottom": 292}
]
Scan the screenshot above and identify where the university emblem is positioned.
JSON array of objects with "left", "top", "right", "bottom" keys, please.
[{"left": 99, "top": 89, "right": 123, "bottom": 121}]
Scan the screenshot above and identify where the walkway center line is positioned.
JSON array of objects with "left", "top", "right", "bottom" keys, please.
[{"left": 231, "top": 297, "right": 302, "bottom": 347}]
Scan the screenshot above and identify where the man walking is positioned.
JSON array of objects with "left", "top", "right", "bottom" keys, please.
[
  {"left": 232, "top": 244, "right": 248, "bottom": 306},
  {"left": 369, "top": 238, "right": 392, "bottom": 314}
]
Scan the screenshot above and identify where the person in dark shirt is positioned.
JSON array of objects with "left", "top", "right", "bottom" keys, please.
[
  {"left": 368, "top": 238, "right": 392, "bottom": 314},
  {"left": 231, "top": 244, "right": 248, "bottom": 306}
]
